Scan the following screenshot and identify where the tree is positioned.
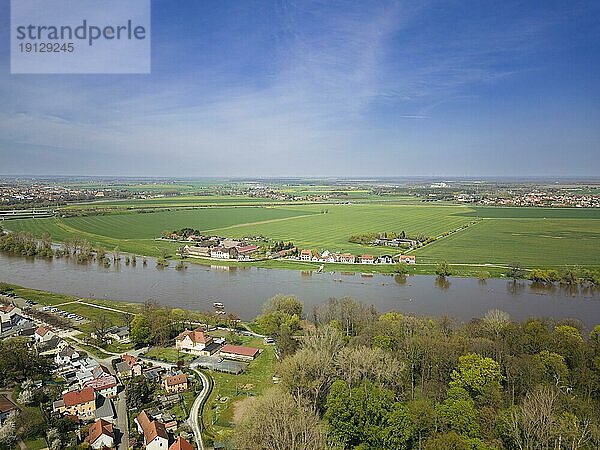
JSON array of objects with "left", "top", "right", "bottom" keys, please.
[
  {"left": 263, "top": 294, "right": 303, "bottom": 318},
  {"left": 507, "top": 262, "right": 525, "bottom": 281},
  {"left": 435, "top": 387, "right": 480, "bottom": 438},
  {"left": 91, "top": 314, "right": 112, "bottom": 345},
  {"left": 483, "top": 309, "right": 510, "bottom": 340},
  {"left": 125, "top": 376, "right": 153, "bottom": 409},
  {"left": 449, "top": 353, "right": 503, "bottom": 399},
  {"left": 235, "top": 388, "right": 325, "bottom": 450},
  {"left": 279, "top": 348, "right": 337, "bottom": 411},
  {"left": 130, "top": 314, "right": 152, "bottom": 346},
  {"left": 435, "top": 261, "right": 452, "bottom": 277},
  {"left": 0, "top": 412, "right": 17, "bottom": 449},
  {"left": 324, "top": 380, "right": 397, "bottom": 449}
]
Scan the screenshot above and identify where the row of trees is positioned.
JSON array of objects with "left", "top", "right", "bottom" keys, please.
[{"left": 235, "top": 296, "right": 600, "bottom": 449}]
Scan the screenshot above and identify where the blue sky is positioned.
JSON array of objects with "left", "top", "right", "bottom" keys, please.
[{"left": 1, "top": 0, "right": 599, "bottom": 177}]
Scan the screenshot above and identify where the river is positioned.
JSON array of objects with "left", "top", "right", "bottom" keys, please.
[{"left": 1, "top": 252, "right": 598, "bottom": 328}]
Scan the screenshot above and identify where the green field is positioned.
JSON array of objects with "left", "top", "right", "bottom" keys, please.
[
  {"left": 3, "top": 201, "right": 600, "bottom": 271},
  {"left": 208, "top": 204, "right": 474, "bottom": 254},
  {"left": 5, "top": 207, "right": 316, "bottom": 255},
  {"left": 415, "top": 216, "right": 600, "bottom": 266}
]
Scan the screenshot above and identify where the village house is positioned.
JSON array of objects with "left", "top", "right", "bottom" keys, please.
[
  {"left": 0, "top": 304, "right": 25, "bottom": 333},
  {"left": 210, "top": 246, "right": 238, "bottom": 259},
  {"left": 219, "top": 344, "right": 260, "bottom": 361},
  {"left": 53, "top": 387, "right": 96, "bottom": 420},
  {"left": 115, "top": 353, "right": 143, "bottom": 380},
  {"left": 135, "top": 411, "right": 169, "bottom": 450},
  {"left": 299, "top": 249, "right": 312, "bottom": 261},
  {"left": 236, "top": 245, "right": 259, "bottom": 260},
  {"left": 85, "top": 418, "right": 115, "bottom": 449},
  {"left": 105, "top": 326, "right": 131, "bottom": 344},
  {"left": 339, "top": 253, "right": 355, "bottom": 264},
  {"left": 0, "top": 394, "right": 18, "bottom": 425},
  {"left": 84, "top": 375, "right": 118, "bottom": 398},
  {"left": 377, "top": 255, "right": 394, "bottom": 264},
  {"left": 55, "top": 345, "right": 80, "bottom": 367},
  {"left": 180, "top": 245, "right": 211, "bottom": 258},
  {"left": 360, "top": 254, "right": 375, "bottom": 264},
  {"left": 34, "top": 325, "right": 55, "bottom": 343},
  {"left": 37, "top": 335, "right": 66, "bottom": 356},
  {"left": 175, "top": 328, "right": 220, "bottom": 355},
  {"left": 94, "top": 395, "right": 116, "bottom": 423},
  {"left": 162, "top": 374, "right": 188, "bottom": 394},
  {"left": 168, "top": 436, "right": 194, "bottom": 450},
  {"left": 399, "top": 254, "right": 416, "bottom": 264}
]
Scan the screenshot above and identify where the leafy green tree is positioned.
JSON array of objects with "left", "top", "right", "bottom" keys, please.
[
  {"left": 435, "top": 261, "right": 452, "bottom": 277},
  {"left": 435, "top": 387, "right": 481, "bottom": 438},
  {"left": 449, "top": 353, "right": 502, "bottom": 399},
  {"left": 534, "top": 350, "right": 569, "bottom": 386},
  {"left": 325, "top": 380, "right": 398, "bottom": 449},
  {"left": 130, "top": 314, "right": 152, "bottom": 346}
]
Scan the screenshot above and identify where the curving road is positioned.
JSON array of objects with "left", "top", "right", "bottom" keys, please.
[{"left": 187, "top": 368, "right": 211, "bottom": 450}]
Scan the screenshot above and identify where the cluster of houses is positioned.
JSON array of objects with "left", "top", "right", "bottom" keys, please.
[
  {"left": 178, "top": 238, "right": 260, "bottom": 261},
  {"left": 175, "top": 327, "right": 260, "bottom": 361},
  {"left": 0, "top": 303, "right": 36, "bottom": 338},
  {"left": 297, "top": 249, "right": 416, "bottom": 265}
]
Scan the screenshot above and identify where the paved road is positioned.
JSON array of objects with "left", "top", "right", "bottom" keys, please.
[
  {"left": 115, "top": 388, "right": 130, "bottom": 450},
  {"left": 187, "top": 369, "right": 210, "bottom": 450}
]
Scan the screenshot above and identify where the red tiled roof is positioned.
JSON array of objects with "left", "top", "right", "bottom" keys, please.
[
  {"left": 84, "top": 375, "right": 118, "bottom": 392},
  {"left": 237, "top": 245, "right": 259, "bottom": 253},
  {"left": 169, "top": 437, "right": 194, "bottom": 450},
  {"left": 176, "top": 328, "right": 211, "bottom": 344},
  {"left": 86, "top": 419, "right": 114, "bottom": 444},
  {"left": 220, "top": 344, "right": 259, "bottom": 357},
  {"left": 122, "top": 353, "right": 139, "bottom": 367},
  {"left": 0, "top": 394, "right": 17, "bottom": 414},
  {"left": 63, "top": 388, "right": 95, "bottom": 407},
  {"left": 300, "top": 249, "right": 311, "bottom": 255},
  {"left": 35, "top": 325, "right": 51, "bottom": 336},
  {"left": 361, "top": 254, "right": 374, "bottom": 259},
  {"left": 400, "top": 254, "right": 415, "bottom": 259},
  {"left": 136, "top": 410, "right": 151, "bottom": 433},
  {"left": 146, "top": 420, "right": 168, "bottom": 443},
  {"left": 0, "top": 304, "right": 15, "bottom": 313},
  {"left": 165, "top": 374, "right": 187, "bottom": 387}
]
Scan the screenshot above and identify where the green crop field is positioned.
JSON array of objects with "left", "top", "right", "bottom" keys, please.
[
  {"left": 207, "top": 204, "right": 475, "bottom": 254},
  {"left": 4, "top": 207, "right": 317, "bottom": 255},
  {"left": 415, "top": 216, "right": 600, "bottom": 267},
  {"left": 3, "top": 201, "right": 599, "bottom": 270},
  {"left": 61, "top": 195, "right": 281, "bottom": 210}
]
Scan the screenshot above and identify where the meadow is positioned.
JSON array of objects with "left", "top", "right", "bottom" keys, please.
[
  {"left": 208, "top": 204, "right": 474, "bottom": 254},
  {"left": 5, "top": 207, "right": 317, "bottom": 255},
  {"left": 3, "top": 201, "right": 599, "bottom": 271}
]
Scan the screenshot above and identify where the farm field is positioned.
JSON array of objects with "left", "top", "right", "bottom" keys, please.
[
  {"left": 415, "top": 215, "right": 600, "bottom": 267},
  {"left": 61, "top": 195, "right": 282, "bottom": 210},
  {"left": 208, "top": 203, "right": 475, "bottom": 255},
  {"left": 5, "top": 207, "right": 317, "bottom": 256},
  {"left": 3, "top": 201, "right": 599, "bottom": 270}
]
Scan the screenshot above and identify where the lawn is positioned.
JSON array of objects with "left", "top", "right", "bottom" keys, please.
[
  {"left": 203, "top": 335, "right": 277, "bottom": 443},
  {"left": 144, "top": 347, "right": 197, "bottom": 363}
]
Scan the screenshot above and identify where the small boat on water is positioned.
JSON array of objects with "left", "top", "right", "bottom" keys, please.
[
  {"left": 361, "top": 272, "right": 374, "bottom": 277},
  {"left": 213, "top": 302, "right": 224, "bottom": 309}
]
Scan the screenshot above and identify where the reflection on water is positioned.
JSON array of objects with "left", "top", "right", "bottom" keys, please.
[
  {"left": 507, "top": 281, "right": 526, "bottom": 296},
  {"left": 435, "top": 276, "right": 451, "bottom": 291},
  {"left": 0, "top": 251, "right": 599, "bottom": 328}
]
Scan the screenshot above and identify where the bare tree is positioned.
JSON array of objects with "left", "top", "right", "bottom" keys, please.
[{"left": 235, "top": 387, "right": 325, "bottom": 450}]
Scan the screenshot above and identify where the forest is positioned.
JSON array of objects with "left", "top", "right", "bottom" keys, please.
[{"left": 236, "top": 295, "right": 600, "bottom": 450}]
